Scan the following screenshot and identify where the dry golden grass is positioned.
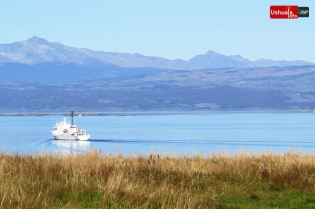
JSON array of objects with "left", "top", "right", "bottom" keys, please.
[{"left": 1, "top": 149, "right": 315, "bottom": 208}]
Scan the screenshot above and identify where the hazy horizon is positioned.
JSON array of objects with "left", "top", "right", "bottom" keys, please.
[{"left": 1, "top": 0, "right": 314, "bottom": 62}]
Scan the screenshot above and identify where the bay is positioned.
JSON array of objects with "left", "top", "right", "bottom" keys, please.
[{"left": 0, "top": 111, "right": 315, "bottom": 155}]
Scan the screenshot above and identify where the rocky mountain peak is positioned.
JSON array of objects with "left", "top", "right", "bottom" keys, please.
[
  {"left": 24, "top": 36, "right": 49, "bottom": 45},
  {"left": 204, "top": 50, "right": 222, "bottom": 57},
  {"left": 230, "top": 55, "right": 244, "bottom": 59}
]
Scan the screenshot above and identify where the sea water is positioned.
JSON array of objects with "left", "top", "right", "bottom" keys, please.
[{"left": 0, "top": 111, "right": 315, "bottom": 155}]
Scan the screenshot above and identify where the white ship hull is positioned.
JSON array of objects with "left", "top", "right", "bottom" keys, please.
[{"left": 53, "top": 134, "right": 90, "bottom": 141}]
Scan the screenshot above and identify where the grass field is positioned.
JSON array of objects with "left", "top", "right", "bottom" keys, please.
[{"left": 1, "top": 149, "right": 315, "bottom": 208}]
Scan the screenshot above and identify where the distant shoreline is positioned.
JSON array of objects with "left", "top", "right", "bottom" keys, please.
[{"left": 0, "top": 109, "right": 314, "bottom": 116}]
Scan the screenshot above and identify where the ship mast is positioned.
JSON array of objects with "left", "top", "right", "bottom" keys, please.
[{"left": 71, "top": 111, "right": 74, "bottom": 125}]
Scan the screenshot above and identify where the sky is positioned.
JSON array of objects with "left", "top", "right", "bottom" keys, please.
[{"left": 0, "top": 0, "right": 314, "bottom": 62}]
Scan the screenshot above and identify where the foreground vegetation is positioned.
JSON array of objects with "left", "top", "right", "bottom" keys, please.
[{"left": 1, "top": 150, "right": 315, "bottom": 208}]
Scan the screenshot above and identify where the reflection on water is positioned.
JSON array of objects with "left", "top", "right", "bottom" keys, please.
[{"left": 52, "top": 140, "right": 91, "bottom": 152}]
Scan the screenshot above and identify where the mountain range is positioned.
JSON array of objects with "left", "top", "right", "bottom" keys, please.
[
  {"left": 0, "top": 36, "right": 313, "bottom": 70},
  {"left": 1, "top": 36, "right": 315, "bottom": 111}
]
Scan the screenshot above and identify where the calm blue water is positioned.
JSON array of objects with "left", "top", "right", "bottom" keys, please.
[{"left": 0, "top": 111, "right": 315, "bottom": 155}]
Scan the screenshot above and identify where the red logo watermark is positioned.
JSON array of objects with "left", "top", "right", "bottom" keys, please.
[{"left": 270, "top": 5, "right": 298, "bottom": 19}]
